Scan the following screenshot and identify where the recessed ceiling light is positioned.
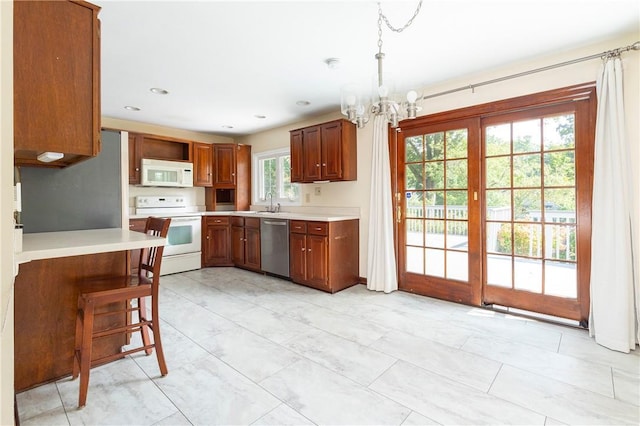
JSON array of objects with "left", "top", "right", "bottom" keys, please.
[
  {"left": 324, "top": 58, "right": 340, "bottom": 69},
  {"left": 296, "top": 100, "right": 311, "bottom": 107},
  {"left": 124, "top": 105, "right": 140, "bottom": 111},
  {"left": 222, "top": 125, "right": 234, "bottom": 129},
  {"left": 254, "top": 114, "right": 266, "bottom": 119},
  {"left": 150, "top": 87, "right": 169, "bottom": 95}
]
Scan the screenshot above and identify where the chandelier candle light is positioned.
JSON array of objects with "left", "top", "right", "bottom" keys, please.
[{"left": 341, "top": 1, "right": 423, "bottom": 129}]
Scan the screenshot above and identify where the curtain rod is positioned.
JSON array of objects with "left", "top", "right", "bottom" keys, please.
[{"left": 420, "top": 41, "right": 640, "bottom": 101}]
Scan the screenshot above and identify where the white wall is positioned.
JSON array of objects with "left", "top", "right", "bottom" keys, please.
[
  {"left": 239, "top": 32, "right": 640, "bottom": 279},
  {"left": 0, "top": 1, "right": 14, "bottom": 423}
]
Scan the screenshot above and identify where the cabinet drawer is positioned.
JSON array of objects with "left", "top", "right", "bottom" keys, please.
[
  {"left": 206, "top": 216, "right": 229, "bottom": 225},
  {"left": 244, "top": 217, "right": 260, "bottom": 229},
  {"left": 231, "top": 216, "right": 244, "bottom": 227},
  {"left": 290, "top": 220, "right": 307, "bottom": 234},
  {"left": 307, "top": 222, "right": 328, "bottom": 236}
]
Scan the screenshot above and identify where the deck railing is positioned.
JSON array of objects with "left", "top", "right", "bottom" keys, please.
[{"left": 405, "top": 205, "right": 575, "bottom": 260}]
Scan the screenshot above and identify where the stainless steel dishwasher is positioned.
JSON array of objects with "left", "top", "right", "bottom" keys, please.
[{"left": 260, "top": 217, "right": 290, "bottom": 277}]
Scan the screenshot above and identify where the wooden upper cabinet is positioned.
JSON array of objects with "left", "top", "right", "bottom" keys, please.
[
  {"left": 214, "top": 144, "right": 237, "bottom": 187},
  {"left": 203, "top": 144, "right": 251, "bottom": 212},
  {"left": 321, "top": 121, "right": 345, "bottom": 180},
  {"left": 290, "top": 119, "right": 357, "bottom": 183},
  {"left": 128, "top": 133, "right": 143, "bottom": 184},
  {"left": 302, "top": 126, "right": 322, "bottom": 182},
  {"left": 14, "top": 0, "right": 101, "bottom": 167},
  {"left": 193, "top": 143, "right": 213, "bottom": 187},
  {"left": 140, "top": 135, "right": 191, "bottom": 162},
  {"left": 290, "top": 130, "right": 304, "bottom": 183},
  {"left": 235, "top": 144, "right": 251, "bottom": 210}
]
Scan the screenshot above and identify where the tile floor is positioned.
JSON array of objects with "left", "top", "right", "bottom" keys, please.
[{"left": 16, "top": 267, "right": 640, "bottom": 425}]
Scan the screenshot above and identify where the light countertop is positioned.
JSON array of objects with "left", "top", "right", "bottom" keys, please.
[
  {"left": 15, "top": 228, "right": 166, "bottom": 264},
  {"left": 130, "top": 211, "right": 359, "bottom": 222}
]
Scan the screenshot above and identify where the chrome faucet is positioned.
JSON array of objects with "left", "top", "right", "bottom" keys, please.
[
  {"left": 266, "top": 193, "right": 275, "bottom": 213},
  {"left": 265, "top": 193, "right": 281, "bottom": 213}
]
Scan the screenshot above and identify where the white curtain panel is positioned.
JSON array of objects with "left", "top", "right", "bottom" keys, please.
[
  {"left": 589, "top": 56, "right": 639, "bottom": 352},
  {"left": 367, "top": 115, "right": 398, "bottom": 293}
]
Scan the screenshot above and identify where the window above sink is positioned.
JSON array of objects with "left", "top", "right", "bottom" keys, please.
[{"left": 253, "top": 147, "right": 300, "bottom": 208}]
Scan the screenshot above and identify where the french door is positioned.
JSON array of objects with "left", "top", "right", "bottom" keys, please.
[
  {"left": 396, "top": 118, "right": 482, "bottom": 306},
  {"left": 393, "top": 85, "right": 595, "bottom": 322}
]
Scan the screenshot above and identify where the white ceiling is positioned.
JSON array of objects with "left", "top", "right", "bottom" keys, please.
[{"left": 95, "top": 0, "right": 639, "bottom": 137}]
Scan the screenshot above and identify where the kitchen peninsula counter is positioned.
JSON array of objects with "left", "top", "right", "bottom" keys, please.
[
  {"left": 14, "top": 228, "right": 166, "bottom": 392},
  {"left": 15, "top": 227, "right": 166, "bottom": 264}
]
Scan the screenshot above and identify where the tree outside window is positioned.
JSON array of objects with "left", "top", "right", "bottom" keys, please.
[{"left": 254, "top": 149, "right": 300, "bottom": 205}]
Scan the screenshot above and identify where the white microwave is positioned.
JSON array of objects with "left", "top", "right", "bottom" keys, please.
[{"left": 140, "top": 158, "right": 194, "bottom": 187}]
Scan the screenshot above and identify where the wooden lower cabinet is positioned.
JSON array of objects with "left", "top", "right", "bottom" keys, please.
[
  {"left": 231, "top": 217, "right": 261, "bottom": 271},
  {"left": 289, "top": 219, "right": 359, "bottom": 293},
  {"left": 202, "top": 216, "right": 232, "bottom": 266},
  {"left": 14, "top": 252, "right": 129, "bottom": 391}
]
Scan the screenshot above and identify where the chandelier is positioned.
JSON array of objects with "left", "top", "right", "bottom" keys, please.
[{"left": 341, "top": 1, "right": 423, "bottom": 129}]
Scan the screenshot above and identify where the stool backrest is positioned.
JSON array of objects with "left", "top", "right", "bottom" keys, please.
[{"left": 138, "top": 217, "right": 172, "bottom": 283}]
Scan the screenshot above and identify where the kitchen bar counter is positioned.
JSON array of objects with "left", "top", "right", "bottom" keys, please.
[
  {"left": 15, "top": 228, "right": 166, "bottom": 264},
  {"left": 13, "top": 227, "right": 166, "bottom": 392}
]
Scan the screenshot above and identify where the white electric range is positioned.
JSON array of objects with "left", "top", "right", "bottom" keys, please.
[{"left": 134, "top": 196, "right": 201, "bottom": 275}]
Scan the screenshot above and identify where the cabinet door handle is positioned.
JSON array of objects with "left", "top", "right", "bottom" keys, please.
[
  {"left": 316, "top": 163, "right": 320, "bottom": 167},
  {"left": 301, "top": 247, "right": 305, "bottom": 251},
  {"left": 214, "top": 219, "right": 221, "bottom": 223},
  {"left": 322, "top": 163, "right": 326, "bottom": 167},
  {"left": 315, "top": 227, "right": 322, "bottom": 231},
  {"left": 308, "top": 248, "right": 312, "bottom": 252}
]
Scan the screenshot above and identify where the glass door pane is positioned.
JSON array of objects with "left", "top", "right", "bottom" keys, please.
[
  {"left": 404, "top": 129, "right": 470, "bottom": 281},
  {"left": 483, "top": 110, "right": 579, "bottom": 307}
]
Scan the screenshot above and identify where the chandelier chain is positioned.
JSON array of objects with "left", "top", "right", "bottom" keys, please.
[
  {"left": 378, "top": 1, "right": 423, "bottom": 33},
  {"left": 377, "top": 8, "right": 384, "bottom": 52}
]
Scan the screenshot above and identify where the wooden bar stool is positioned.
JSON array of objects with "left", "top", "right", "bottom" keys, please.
[{"left": 72, "top": 217, "right": 171, "bottom": 407}]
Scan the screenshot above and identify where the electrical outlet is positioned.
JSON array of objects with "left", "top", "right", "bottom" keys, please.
[
  {"left": 305, "top": 193, "right": 311, "bottom": 203},
  {"left": 314, "top": 186, "right": 321, "bottom": 196}
]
